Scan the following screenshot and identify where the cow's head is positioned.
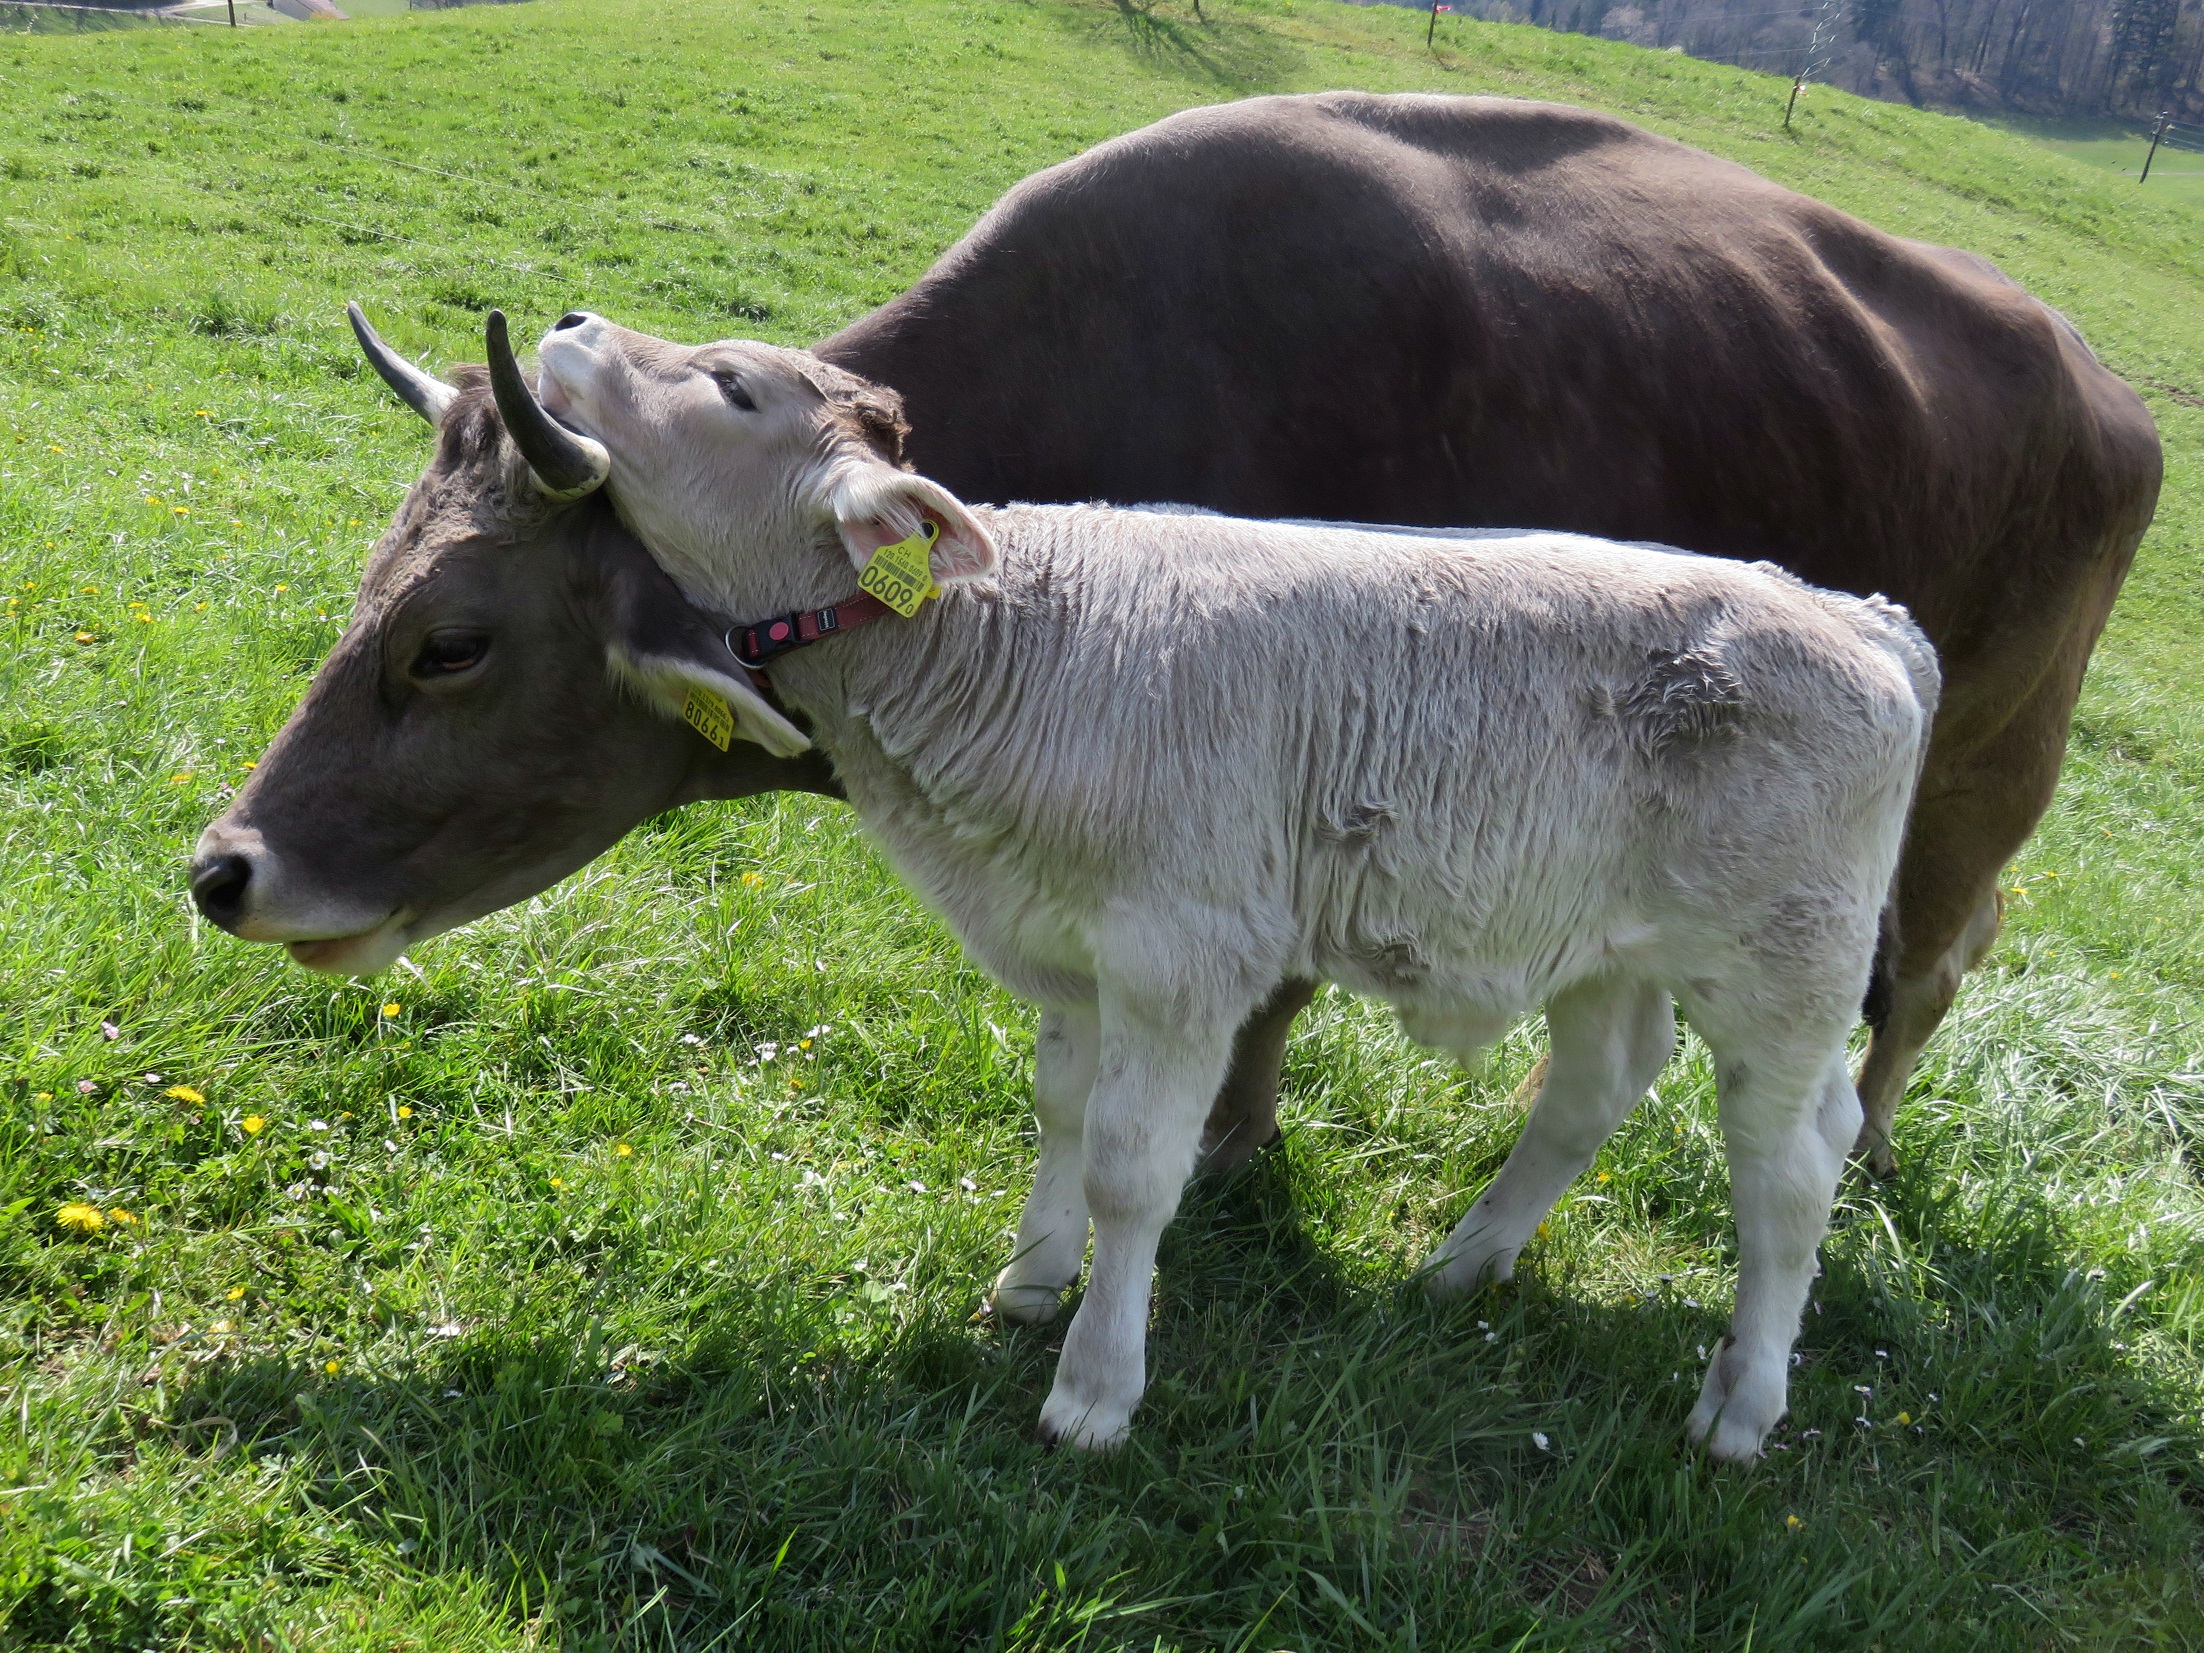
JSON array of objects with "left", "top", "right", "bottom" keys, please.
[
  {"left": 527, "top": 311, "right": 995, "bottom": 621},
  {"left": 189, "top": 307, "right": 839, "bottom": 976}
]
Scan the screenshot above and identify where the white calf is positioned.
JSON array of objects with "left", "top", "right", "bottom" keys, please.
[{"left": 525, "top": 317, "right": 1939, "bottom": 1460}]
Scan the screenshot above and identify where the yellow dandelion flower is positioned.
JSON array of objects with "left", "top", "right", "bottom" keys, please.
[
  {"left": 615, "top": 1143, "right": 633, "bottom": 1158},
  {"left": 1786, "top": 1514, "right": 1803, "bottom": 1532},
  {"left": 397, "top": 1105, "right": 413, "bottom": 1119},
  {"left": 166, "top": 1085, "right": 205, "bottom": 1104},
  {"left": 135, "top": 613, "right": 154, "bottom": 623},
  {"left": 1896, "top": 1411, "right": 1912, "bottom": 1425},
  {"left": 172, "top": 506, "right": 189, "bottom": 516},
  {"left": 799, "top": 1038, "right": 812, "bottom": 1050},
  {"left": 80, "top": 584, "right": 98, "bottom": 594},
  {"left": 227, "top": 1286, "right": 245, "bottom": 1301},
  {"left": 324, "top": 1358, "right": 341, "bottom": 1376},
  {"left": 1595, "top": 1170, "right": 1610, "bottom": 1183},
  {"left": 740, "top": 871, "right": 764, "bottom": 887},
  {"left": 107, "top": 1208, "right": 135, "bottom": 1225},
  {"left": 381, "top": 1002, "right": 400, "bottom": 1018},
  {"left": 34, "top": 1092, "right": 51, "bottom": 1102},
  {"left": 170, "top": 772, "right": 193, "bottom": 784},
  {"left": 549, "top": 1176, "right": 565, "bottom": 1190},
  {"left": 55, "top": 1202, "right": 105, "bottom": 1234},
  {"left": 241, "top": 1114, "right": 267, "bottom": 1135},
  {"left": 194, "top": 602, "right": 207, "bottom": 611},
  {"left": 1535, "top": 1221, "right": 1550, "bottom": 1240},
  {"left": 74, "top": 630, "right": 96, "bottom": 643}
]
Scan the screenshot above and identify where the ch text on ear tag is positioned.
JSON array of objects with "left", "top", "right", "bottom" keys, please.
[
  {"left": 682, "top": 685, "right": 734, "bottom": 751},
  {"left": 855, "top": 519, "right": 939, "bottom": 618}
]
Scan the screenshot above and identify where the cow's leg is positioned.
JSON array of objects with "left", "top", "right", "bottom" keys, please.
[
  {"left": 988, "top": 1004, "right": 1101, "bottom": 1324},
  {"left": 1194, "top": 978, "right": 1315, "bottom": 1174},
  {"left": 1853, "top": 885, "right": 2003, "bottom": 1175},
  {"left": 1690, "top": 1041, "right": 1858, "bottom": 1462},
  {"left": 1036, "top": 986, "right": 1239, "bottom": 1451},
  {"left": 1854, "top": 636, "right": 2093, "bottom": 1174},
  {"left": 1422, "top": 975, "right": 1674, "bottom": 1296}
]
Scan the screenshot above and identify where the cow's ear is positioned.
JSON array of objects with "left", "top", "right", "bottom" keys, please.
[
  {"left": 599, "top": 531, "right": 811, "bottom": 758},
  {"left": 830, "top": 466, "right": 996, "bottom": 587}
]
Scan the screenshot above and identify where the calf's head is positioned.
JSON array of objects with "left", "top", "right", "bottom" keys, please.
[
  {"left": 529, "top": 311, "right": 996, "bottom": 615},
  {"left": 189, "top": 307, "right": 838, "bottom": 976}
]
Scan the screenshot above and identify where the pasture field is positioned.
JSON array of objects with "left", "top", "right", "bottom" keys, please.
[
  {"left": 2, "top": 0, "right": 2202, "bottom": 1646},
  {"left": 1986, "top": 114, "right": 2204, "bottom": 216}
]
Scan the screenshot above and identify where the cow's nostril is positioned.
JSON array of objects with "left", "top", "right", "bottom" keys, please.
[
  {"left": 191, "top": 852, "right": 253, "bottom": 929},
  {"left": 553, "top": 312, "right": 590, "bottom": 331}
]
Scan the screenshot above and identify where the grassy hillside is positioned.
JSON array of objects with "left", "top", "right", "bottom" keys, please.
[{"left": 1, "top": 1, "right": 2200, "bottom": 1647}]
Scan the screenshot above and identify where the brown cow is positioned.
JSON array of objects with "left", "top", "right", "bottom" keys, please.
[{"left": 192, "top": 92, "right": 2159, "bottom": 1176}]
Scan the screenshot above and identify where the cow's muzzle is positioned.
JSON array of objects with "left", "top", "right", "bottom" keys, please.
[{"left": 189, "top": 822, "right": 409, "bottom": 973}]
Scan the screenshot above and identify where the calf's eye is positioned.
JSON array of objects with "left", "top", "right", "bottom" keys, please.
[
  {"left": 713, "top": 370, "right": 756, "bottom": 412},
  {"left": 413, "top": 630, "right": 488, "bottom": 677}
]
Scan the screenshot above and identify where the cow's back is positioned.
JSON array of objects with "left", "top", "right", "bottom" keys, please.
[{"left": 816, "top": 92, "right": 2159, "bottom": 731}]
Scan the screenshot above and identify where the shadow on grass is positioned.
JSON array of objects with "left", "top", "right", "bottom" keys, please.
[
  {"left": 136, "top": 1149, "right": 2204, "bottom": 1651},
  {"left": 1098, "top": 0, "right": 1305, "bottom": 90}
]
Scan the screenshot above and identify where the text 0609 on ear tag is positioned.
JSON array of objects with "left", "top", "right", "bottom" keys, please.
[
  {"left": 856, "top": 519, "right": 939, "bottom": 618},
  {"left": 682, "top": 686, "right": 734, "bottom": 751}
]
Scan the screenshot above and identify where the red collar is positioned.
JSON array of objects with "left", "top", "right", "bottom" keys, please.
[{"left": 725, "top": 592, "right": 896, "bottom": 691}]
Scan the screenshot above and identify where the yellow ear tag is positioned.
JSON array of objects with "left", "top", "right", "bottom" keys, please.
[
  {"left": 855, "top": 519, "right": 940, "bottom": 618},
  {"left": 682, "top": 685, "right": 734, "bottom": 751}
]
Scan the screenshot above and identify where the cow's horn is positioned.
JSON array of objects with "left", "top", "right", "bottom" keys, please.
[
  {"left": 485, "top": 308, "right": 610, "bottom": 500},
  {"left": 346, "top": 302, "right": 457, "bottom": 425}
]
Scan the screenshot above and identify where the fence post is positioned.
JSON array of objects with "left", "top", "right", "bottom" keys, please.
[{"left": 2141, "top": 110, "right": 2171, "bottom": 183}]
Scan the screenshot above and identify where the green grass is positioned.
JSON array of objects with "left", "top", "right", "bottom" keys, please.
[
  {"left": 1984, "top": 113, "right": 2204, "bottom": 216},
  {"left": 1, "top": 0, "right": 2201, "bottom": 1646}
]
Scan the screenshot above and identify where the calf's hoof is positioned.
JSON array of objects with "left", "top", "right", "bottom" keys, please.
[
  {"left": 1685, "top": 1336, "right": 1782, "bottom": 1463},
  {"left": 1419, "top": 1228, "right": 1516, "bottom": 1300},
  {"left": 986, "top": 1277, "right": 1069, "bottom": 1326},
  {"left": 1035, "top": 1387, "right": 1135, "bottom": 1453}
]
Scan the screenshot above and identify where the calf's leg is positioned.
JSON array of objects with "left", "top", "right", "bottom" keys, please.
[
  {"left": 1423, "top": 976, "right": 1674, "bottom": 1296},
  {"left": 1689, "top": 1041, "right": 1858, "bottom": 1462},
  {"left": 1036, "top": 989, "right": 1238, "bottom": 1451},
  {"left": 1195, "top": 978, "right": 1314, "bottom": 1173},
  {"left": 989, "top": 1004, "right": 1101, "bottom": 1324}
]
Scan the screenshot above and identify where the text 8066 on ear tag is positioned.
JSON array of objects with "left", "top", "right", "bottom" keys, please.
[
  {"left": 682, "top": 686, "right": 734, "bottom": 751},
  {"left": 856, "top": 520, "right": 939, "bottom": 618}
]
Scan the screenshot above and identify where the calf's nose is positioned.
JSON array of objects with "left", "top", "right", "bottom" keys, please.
[{"left": 191, "top": 850, "right": 254, "bottom": 931}]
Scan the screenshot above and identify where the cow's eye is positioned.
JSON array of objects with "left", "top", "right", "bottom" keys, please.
[
  {"left": 412, "top": 630, "right": 488, "bottom": 677},
  {"left": 712, "top": 369, "right": 756, "bottom": 412}
]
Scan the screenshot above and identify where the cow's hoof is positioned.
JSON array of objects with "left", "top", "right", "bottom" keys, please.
[
  {"left": 1192, "top": 1124, "right": 1282, "bottom": 1178},
  {"left": 1848, "top": 1127, "right": 1898, "bottom": 1180},
  {"left": 1035, "top": 1390, "right": 1133, "bottom": 1453}
]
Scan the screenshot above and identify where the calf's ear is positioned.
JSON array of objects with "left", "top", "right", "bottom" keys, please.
[
  {"left": 829, "top": 466, "right": 997, "bottom": 587},
  {"left": 598, "top": 534, "right": 812, "bottom": 758}
]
